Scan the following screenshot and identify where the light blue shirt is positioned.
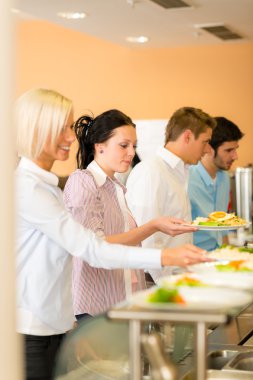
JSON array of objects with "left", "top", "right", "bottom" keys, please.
[{"left": 188, "top": 162, "right": 230, "bottom": 251}]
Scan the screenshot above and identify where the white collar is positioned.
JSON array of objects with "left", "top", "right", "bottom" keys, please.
[
  {"left": 156, "top": 146, "right": 188, "bottom": 170},
  {"left": 87, "top": 160, "right": 127, "bottom": 192},
  {"left": 87, "top": 160, "right": 108, "bottom": 187},
  {"left": 18, "top": 157, "right": 59, "bottom": 186}
]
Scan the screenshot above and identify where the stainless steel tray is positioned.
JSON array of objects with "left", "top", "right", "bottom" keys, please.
[
  {"left": 182, "top": 369, "right": 253, "bottom": 380},
  {"left": 207, "top": 350, "right": 237, "bottom": 370},
  {"left": 224, "top": 350, "right": 253, "bottom": 372}
]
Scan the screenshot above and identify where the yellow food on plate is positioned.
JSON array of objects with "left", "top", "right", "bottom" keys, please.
[
  {"left": 192, "top": 212, "right": 247, "bottom": 226},
  {"left": 209, "top": 211, "right": 234, "bottom": 222}
]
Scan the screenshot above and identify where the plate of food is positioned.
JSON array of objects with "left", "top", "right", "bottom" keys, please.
[
  {"left": 130, "top": 285, "right": 252, "bottom": 311},
  {"left": 197, "top": 272, "right": 253, "bottom": 292},
  {"left": 189, "top": 211, "right": 249, "bottom": 230},
  {"left": 158, "top": 272, "right": 253, "bottom": 292},
  {"left": 208, "top": 244, "right": 253, "bottom": 261},
  {"left": 158, "top": 273, "right": 208, "bottom": 288},
  {"left": 189, "top": 259, "right": 253, "bottom": 275}
]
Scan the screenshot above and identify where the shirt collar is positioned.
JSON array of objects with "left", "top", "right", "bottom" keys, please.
[
  {"left": 195, "top": 162, "right": 214, "bottom": 186},
  {"left": 18, "top": 157, "right": 59, "bottom": 186},
  {"left": 156, "top": 146, "right": 189, "bottom": 174},
  {"left": 87, "top": 160, "right": 127, "bottom": 192}
]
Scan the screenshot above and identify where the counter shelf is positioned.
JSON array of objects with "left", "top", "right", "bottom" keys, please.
[{"left": 107, "top": 302, "right": 245, "bottom": 380}]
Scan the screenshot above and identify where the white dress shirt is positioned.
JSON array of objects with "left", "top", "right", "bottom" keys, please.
[
  {"left": 126, "top": 147, "right": 192, "bottom": 282},
  {"left": 15, "top": 158, "right": 162, "bottom": 335}
]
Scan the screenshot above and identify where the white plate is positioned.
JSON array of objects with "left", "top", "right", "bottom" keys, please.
[
  {"left": 158, "top": 273, "right": 253, "bottom": 292},
  {"left": 193, "top": 224, "right": 249, "bottom": 231},
  {"left": 157, "top": 273, "right": 206, "bottom": 287},
  {"left": 189, "top": 260, "right": 253, "bottom": 275},
  {"left": 130, "top": 286, "right": 252, "bottom": 311},
  {"left": 189, "top": 260, "right": 228, "bottom": 274},
  {"left": 197, "top": 272, "right": 253, "bottom": 291}
]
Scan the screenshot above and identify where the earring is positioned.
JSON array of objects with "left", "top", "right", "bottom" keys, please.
[{"left": 100, "top": 149, "right": 104, "bottom": 154}]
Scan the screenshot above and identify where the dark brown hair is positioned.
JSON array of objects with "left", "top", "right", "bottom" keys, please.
[
  {"left": 210, "top": 116, "right": 244, "bottom": 155},
  {"left": 74, "top": 109, "right": 135, "bottom": 169}
]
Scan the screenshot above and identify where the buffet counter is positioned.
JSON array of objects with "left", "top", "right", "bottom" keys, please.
[
  {"left": 181, "top": 303, "right": 253, "bottom": 379},
  {"left": 54, "top": 244, "right": 253, "bottom": 380},
  {"left": 107, "top": 298, "right": 253, "bottom": 380},
  {"left": 54, "top": 287, "right": 253, "bottom": 380}
]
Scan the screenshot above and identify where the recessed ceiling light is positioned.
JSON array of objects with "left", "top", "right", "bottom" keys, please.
[
  {"left": 126, "top": 36, "right": 149, "bottom": 43},
  {"left": 57, "top": 12, "right": 86, "bottom": 20}
]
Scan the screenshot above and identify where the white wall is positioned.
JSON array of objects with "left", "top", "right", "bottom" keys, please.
[{"left": 135, "top": 119, "right": 167, "bottom": 160}]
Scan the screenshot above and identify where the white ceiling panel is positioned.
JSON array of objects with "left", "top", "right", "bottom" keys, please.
[{"left": 14, "top": 0, "right": 253, "bottom": 48}]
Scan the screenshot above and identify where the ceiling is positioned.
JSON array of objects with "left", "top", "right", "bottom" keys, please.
[{"left": 14, "top": 0, "right": 253, "bottom": 48}]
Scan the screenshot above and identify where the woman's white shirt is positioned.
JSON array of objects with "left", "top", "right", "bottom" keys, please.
[{"left": 15, "top": 157, "right": 162, "bottom": 335}]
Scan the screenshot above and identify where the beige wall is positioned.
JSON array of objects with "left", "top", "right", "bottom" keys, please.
[
  {"left": 16, "top": 20, "right": 253, "bottom": 176},
  {"left": 1, "top": 2, "right": 23, "bottom": 379}
]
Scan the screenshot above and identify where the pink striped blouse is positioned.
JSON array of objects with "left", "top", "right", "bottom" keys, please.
[{"left": 63, "top": 161, "right": 146, "bottom": 316}]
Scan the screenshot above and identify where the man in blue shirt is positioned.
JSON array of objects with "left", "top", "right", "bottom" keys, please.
[{"left": 188, "top": 117, "right": 244, "bottom": 251}]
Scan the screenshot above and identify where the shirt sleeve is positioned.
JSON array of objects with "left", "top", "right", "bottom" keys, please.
[
  {"left": 19, "top": 175, "right": 162, "bottom": 270},
  {"left": 126, "top": 161, "right": 166, "bottom": 250}
]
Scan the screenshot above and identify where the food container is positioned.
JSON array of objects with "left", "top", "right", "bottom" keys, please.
[
  {"left": 224, "top": 350, "right": 253, "bottom": 371},
  {"left": 235, "top": 167, "right": 252, "bottom": 223}
]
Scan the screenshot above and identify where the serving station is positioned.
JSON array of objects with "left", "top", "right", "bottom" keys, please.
[
  {"left": 54, "top": 291, "right": 253, "bottom": 380},
  {"left": 54, "top": 238, "right": 253, "bottom": 380},
  {"left": 107, "top": 292, "right": 253, "bottom": 380},
  {"left": 54, "top": 244, "right": 253, "bottom": 380}
]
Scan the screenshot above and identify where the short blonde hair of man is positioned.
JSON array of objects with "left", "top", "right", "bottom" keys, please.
[
  {"left": 165, "top": 106, "right": 216, "bottom": 144},
  {"left": 15, "top": 88, "right": 73, "bottom": 160}
]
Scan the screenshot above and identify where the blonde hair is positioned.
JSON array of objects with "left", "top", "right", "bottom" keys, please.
[
  {"left": 15, "top": 88, "right": 73, "bottom": 160},
  {"left": 165, "top": 107, "right": 216, "bottom": 144}
]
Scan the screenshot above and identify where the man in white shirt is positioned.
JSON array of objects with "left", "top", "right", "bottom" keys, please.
[{"left": 126, "top": 107, "right": 216, "bottom": 282}]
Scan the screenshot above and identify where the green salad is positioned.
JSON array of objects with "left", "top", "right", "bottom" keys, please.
[
  {"left": 148, "top": 287, "right": 185, "bottom": 304},
  {"left": 217, "top": 244, "right": 253, "bottom": 254},
  {"left": 199, "top": 221, "right": 221, "bottom": 226}
]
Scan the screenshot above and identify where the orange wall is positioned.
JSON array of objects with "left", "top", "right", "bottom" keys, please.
[{"left": 16, "top": 20, "right": 253, "bottom": 175}]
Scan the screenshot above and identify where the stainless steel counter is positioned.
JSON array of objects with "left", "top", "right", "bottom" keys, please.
[
  {"left": 107, "top": 299, "right": 253, "bottom": 380},
  {"left": 180, "top": 303, "right": 253, "bottom": 380}
]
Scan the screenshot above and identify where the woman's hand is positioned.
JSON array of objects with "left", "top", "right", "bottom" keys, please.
[
  {"left": 161, "top": 243, "right": 212, "bottom": 267},
  {"left": 105, "top": 217, "right": 197, "bottom": 246},
  {"left": 155, "top": 216, "right": 198, "bottom": 237}
]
